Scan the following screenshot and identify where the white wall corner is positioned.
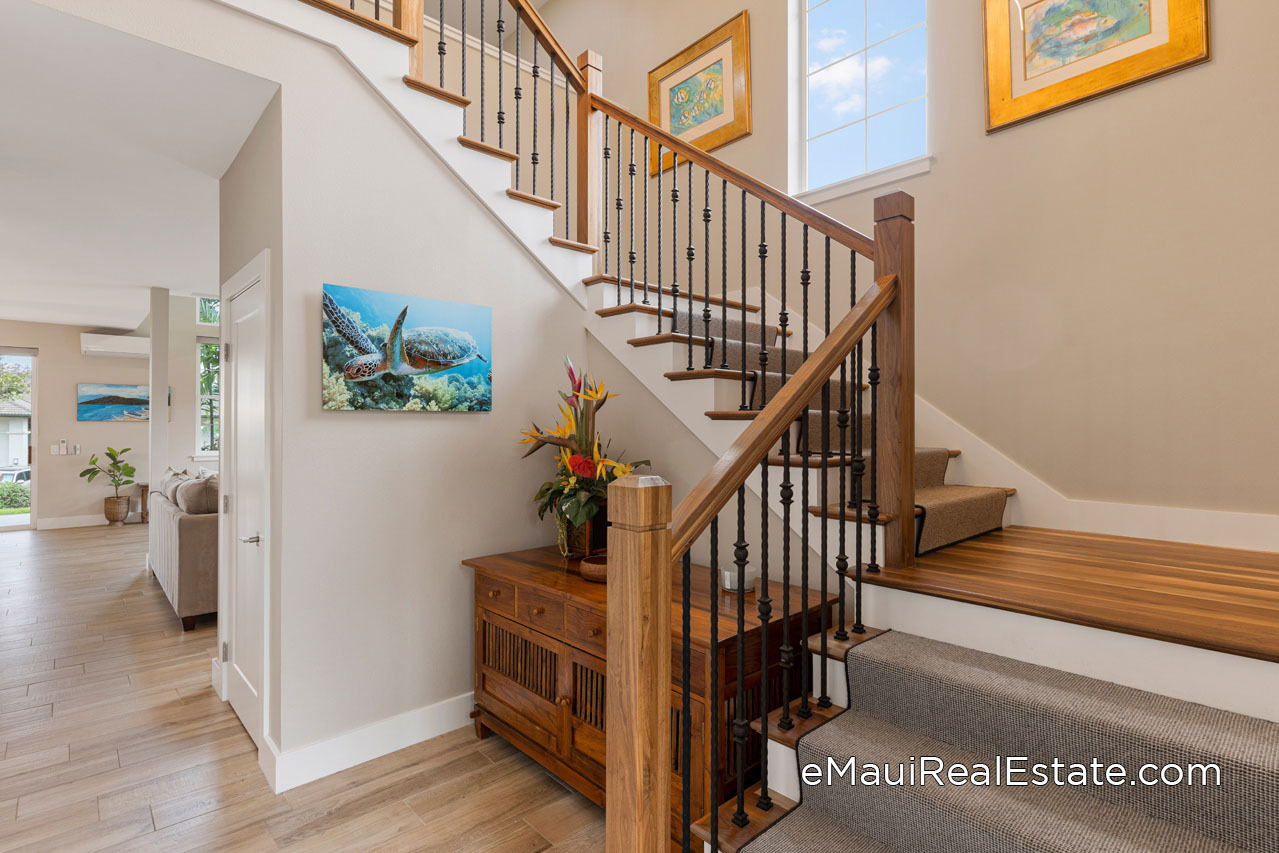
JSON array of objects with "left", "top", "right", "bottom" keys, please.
[
  {"left": 266, "top": 691, "right": 475, "bottom": 793},
  {"left": 916, "top": 395, "right": 1279, "bottom": 551}
]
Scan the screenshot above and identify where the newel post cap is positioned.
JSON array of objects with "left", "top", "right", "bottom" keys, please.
[
  {"left": 578, "top": 50, "right": 604, "bottom": 73},
  {"left": 874, "top": 190, "right": 915, "bottom": 223},
  {"left": 608, "top": 474, "right": 672, "bottom": 529}
]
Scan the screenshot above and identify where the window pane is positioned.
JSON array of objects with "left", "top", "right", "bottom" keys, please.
[
  {"left": 867, "top": 0, "right": 924, "bottom": 43},
  {"left": 808, "top": 0, "right": 865, "bottom": 70},
  {"left": 198, "top": 343, "right": 220, "bottom": 396},
  {"left": 868, "top": 98, "right": 925, "bottom": 173},
  {"left": 808, "top": 53, "right": 866, "bottom": 138},
  {"left": 199, "top": 399, "right": 220, "bottom": 453},
  {"left": 808, "top": 121, "right": 867, "bottom": 190},
  {"left": 867, "top": 26, "right": 926, "bottom": 114},
  {"left": 198, "top": 297, "right": 220, "bottom": 324}
]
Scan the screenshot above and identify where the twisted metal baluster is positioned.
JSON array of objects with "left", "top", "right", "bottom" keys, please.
[
  {"left": 686, "top": 162, "right": 695, "bottom": 370},
  {"left": 851, "top": 250, "right": 866, "bottom": 633},
  {"left": 513, "top": 16, "right": 521, "bottom": 188},
  {"left": 708, "top": 517, "right": 721, "bottom": 851},
  {"left": 702, "top": 170, "right": 713, "bottom": 368},
  {"left": 460, "top": 0, "right": 467, "bottom": 136},
  {"left": 797, "top": 224, "right": 812, "bottom": 720},
  {"left": 868, "top": 323, "right": 880, "bottom": 574},
  {"left": 628, "top": 129, "right": 636, "bottom": 305},
  {"left": 602, "top": 115, "right": 609, "bottom": 277},
  {"left": 479, "top": 0, "right": 485, "bottom": 142},
  {"left": 437, "top": 0, "right": 446, "bottom": 88},
  {"left": 549, "top": 63, "right": 555, "bottom": 200},
  {"left": 642, "top": 139, "right": 650, "bottom": 305},
  {"left": 756, "top": 455, "right": 773, "bottom": 812},
  {"left": 731, "top": 487, "right": 750, "bottom": 828},
  {"left": 681, "top": 549, "right": 693, "bottom": 851},
  {"left": 656, "top": 145, "right": 663, "bottom": 332},
  {"left": 777, "top": 219, "right": 794, "bottom": 732},
  {"left": 530, "top": 43, "right": 539, "bottom": 195},
  {"left": 564, "top": 76, "right": 570, "bottom": 239},
  {"left": 496, "top": 4, "right": 504, "bottom": 148},
  {"left": 738, "top": 189, "right": 748, "bottom": 410},
  {"left": 818, "top": 236, "right": 832, "bottom": 709},
  {"left": 758, "top": 201, "right": 769, "bottom": 404},
  {"left": 615, "top": 119, "right": 623, "bottom": 300},
  {"left": 719, "top": 179, "right": 728, "bottom": 369},
  {"left": 670, "top": 153, "right": 680, "bottom": 334}
]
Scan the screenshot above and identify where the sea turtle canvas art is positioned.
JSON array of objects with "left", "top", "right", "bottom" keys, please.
[{"left": 321, "top": 283, "right": 492, "bottom": 413}]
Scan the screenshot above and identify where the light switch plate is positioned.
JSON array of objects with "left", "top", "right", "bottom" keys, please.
[{"left": 50, "top": 444, "right": 60, "bottom": 455}]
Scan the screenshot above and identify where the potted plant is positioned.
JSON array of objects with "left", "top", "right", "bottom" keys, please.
[
  {"left": 79, "top": 447, "right": 136, "bottom": 526},
  {"left": 519, "top": 357, "right": 648, "bottom": 561}
]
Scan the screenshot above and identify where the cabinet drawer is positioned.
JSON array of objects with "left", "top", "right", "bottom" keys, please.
[
  {"left": 565, "top": 605, "right": 607, "bottom": 656},
  {"left": 476, "top": 573, "right": 516, "bottom": 618},
  {"left": 517, "top": 587, "right": 565, "bottom": 634}
]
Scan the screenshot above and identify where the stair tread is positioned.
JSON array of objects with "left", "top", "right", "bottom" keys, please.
[
  {"left": 457, "top": 135, "right": 518, "bottom": 162},
  {"left": 746, "top": 807, "right": 895, "bottom": 853},
  {"left": 402, "top": 75, "right": 470, "bottom": 108},
  {"left": 791, "top": 709, "right": 1242, "bottom": 853},
  {"left": 583, "top": 274, "right": 761, "bottom": 312}
]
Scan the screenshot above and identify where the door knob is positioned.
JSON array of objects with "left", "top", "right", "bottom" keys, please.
[{"left": 239, "top": 535, "right": 261, "bottom": 545}]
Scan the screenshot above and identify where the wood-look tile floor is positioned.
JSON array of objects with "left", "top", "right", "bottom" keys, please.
[{"left": 0, "top": 525, "right": 604, "bottom": 852}]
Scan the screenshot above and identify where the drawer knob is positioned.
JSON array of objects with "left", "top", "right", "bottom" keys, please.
[
  {"left": 589, "top": 627, "right": 602, "bottom": 638},
  {"left": 557, "top": 697, "right": 570, "bottom": 707},
  {"left": 487, "top": 590, "right": 500, "bottom": 599},
  {"left": 532, "top": 607, "right": 545, "bottom": 616}
]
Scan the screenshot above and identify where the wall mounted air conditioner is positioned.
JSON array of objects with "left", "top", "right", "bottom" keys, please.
[{"left": 80, "top": 333, "right": 150, "bottom": 359}]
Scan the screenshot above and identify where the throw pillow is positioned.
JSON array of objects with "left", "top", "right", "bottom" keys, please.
[{"left": 175, "top": 474, "right": 219, "bottom": 515}]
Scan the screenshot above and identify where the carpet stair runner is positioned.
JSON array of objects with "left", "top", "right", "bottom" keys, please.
[{"left": 747, "top": 631, "right": 1279, "bottom": 852}]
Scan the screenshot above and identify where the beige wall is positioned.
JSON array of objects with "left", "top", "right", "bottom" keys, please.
[
  {"left": 0, "top": 319, "right": 150, "bottom": 524},
  {"left": 539, "top": 0, "right": 1279, "bottom": 516}
]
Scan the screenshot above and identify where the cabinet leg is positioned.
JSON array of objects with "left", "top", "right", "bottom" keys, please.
[{"left": 180, "top": 615, "right": 197, "bottom": 632}]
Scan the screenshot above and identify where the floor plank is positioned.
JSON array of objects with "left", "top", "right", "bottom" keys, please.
[{"left": 0, "top": 524, "right": 603, "bottom": 852}]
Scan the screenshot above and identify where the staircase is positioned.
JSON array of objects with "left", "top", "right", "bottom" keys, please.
[
  {"left": 209, "top": 2, "right": 1276, "bottom": 851},
  {"left": 750, "top": 631, "right": 1279, "bottom": 853}
]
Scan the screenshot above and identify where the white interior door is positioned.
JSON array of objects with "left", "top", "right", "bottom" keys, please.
[{"left": 225, "top": 273, "right": 268, "bottom": 748}]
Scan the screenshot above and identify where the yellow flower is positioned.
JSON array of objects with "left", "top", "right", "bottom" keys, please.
[{"left": 603, "top": 459, "right": 635, "bottom": 477}]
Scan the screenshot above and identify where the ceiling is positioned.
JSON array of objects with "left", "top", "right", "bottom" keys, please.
[{"left": 0, "top": 0, "right": 279, "bottom": 330}]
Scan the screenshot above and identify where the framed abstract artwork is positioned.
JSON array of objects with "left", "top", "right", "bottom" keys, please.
[
  {"left": 647, "top": 12, "right": 752, "bottom": 174},
  {"left": 983, "top": 0, "right": 1210, "bottom": 132}
]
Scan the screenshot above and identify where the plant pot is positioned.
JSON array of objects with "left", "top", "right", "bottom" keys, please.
[
  {"left": 565, "top": 501, "right": 608, "bottom": 558},
  {"left": 103, "top": 496, "right": 130, "bottom": 527},
  {"left": 578, "top": 555, "right": 608, "bottom": 583}
]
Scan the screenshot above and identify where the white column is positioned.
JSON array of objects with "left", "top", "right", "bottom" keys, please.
[{"left": 148, "top": 287, "right": 170, "bottom": 509}]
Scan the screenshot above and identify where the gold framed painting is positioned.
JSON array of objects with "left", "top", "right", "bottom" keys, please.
[
  {"left": 983, "top": 0, "right": 1210, "bottom": 132},
  {"left": 647, "top": 11, "right": 752, "bottom": 175}
]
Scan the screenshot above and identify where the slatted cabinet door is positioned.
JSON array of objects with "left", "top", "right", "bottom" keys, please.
[{"left": 476, "top": 609, "right": 568, "bottom": 755}]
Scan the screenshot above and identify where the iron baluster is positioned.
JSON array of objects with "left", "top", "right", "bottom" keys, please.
[
  {"left": 797, "top": 224, "right": 812, "bottom": 720},
  {"left": 779, "top": 217, "right": 789, "bottom": 384},
  {"left": 460, "top": 0, "right": 467, "bottom": 135},
  {"left": 868, "top": 324, "right": 880, "bottom": 574},
  {"left": 702, "top": 170, "right": 713, "bottom": 368},
  {"left": 719, "top": 179, "right": 728, "bottom": 369},
  {"left": 549, "top": 63, "right": 555, "bottom": 199},
  {"left": 851, "top": 251, "right": 866, "bottom": 633},
  {"left": 818, "top": 237, "right": 832, "bottom": 708},
  {"left": 531, "top": 43, "right": 539, "bottom": 196},
  {"left": 496, "top": 4, "right": 504, "bottom": 148},
  {"left": 756, "top": 454, "right": 773, "bottom": 812},
  {"left": 731, "top": 487, "right": 750, "bottom": 828},
  {"left": 615, "top": 119, "right": 622, "bottom": 301},
  {"left": 708, "top": 518, "right": 721, "bottom": 852},
  {"left": 628, "top": 129, "right": 636, "bottom": 304},
  {"left": 738, "top": 189, "right": 748, "bottom": 410},
  {"left": 642, "top": 138, "right": 649, "bottom": 304},
  {"left": 670, "top": 153, "right": 680, "bottom": 334},
  {"left": 835, "top": 247, "right": 851, "bottom": 641},
  {"left": 758, "top": 202, "right": 769, "bottom": 404},
  {"left": 479, "top": 0, "right": 485, "bottom": 142},
  {"left": 512, "top": 16, "right": 521, "bottom": 188},
  {"left": 564, "top": 77, "right": 570, "bottom": 238},
  {"left": 686, "top": 162, "right": 695, "bottom": 370},
  {"left": 656, "top": 144, "right": 663, "bottom": 332},
  {"left": 437, "top": 0, "right": 446, "bottom": 87},
  {"left": 602, "top": 114, "right": 609, "bottom": 277},
  {"left": 777, "top": 413, "right": 795, "bottom": 731}
]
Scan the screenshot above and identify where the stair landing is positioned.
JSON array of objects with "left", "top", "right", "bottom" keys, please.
[{"left": 869, "top": 525, "right": 1279, "bottom": 663}]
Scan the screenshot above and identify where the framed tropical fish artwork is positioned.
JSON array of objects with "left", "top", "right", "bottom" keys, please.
[
  {"left": 647, "top": 12, "right": 752, "bottom": 175},
  {"left": 983, "top": 0, "right": 1209, "bottom": 132},
  {"left": 321, "top": 284, "right": 492, "bottom": 413}
]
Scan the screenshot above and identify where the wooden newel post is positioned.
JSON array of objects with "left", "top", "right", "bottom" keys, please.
[
  {"left": 606, "top": 474, "right": 672, "bottom": 853},
  {"left": 872, "top": 191, "right": 916, "bottom": 569},
  {"left": 577, "top": 50, "right": 605, "bottom": 258},
  {"left": 395, "top": 0, "right": 425, "bottom": 80}
]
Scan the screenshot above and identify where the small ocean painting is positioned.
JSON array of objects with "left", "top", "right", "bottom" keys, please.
[
  {"left": 1023, "top": 0, "right": 1152, "bottom": 79},
  {"left": 321, "top": 283, "right": 492, "bottom": 413},
  {"left": 669, "top": 60, "right": 725, "bottom": 135},
  {"left": 77, "top": 384, "right": 150, "bottom": 422}
]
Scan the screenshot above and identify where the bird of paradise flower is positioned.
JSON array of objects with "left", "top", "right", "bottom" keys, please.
[{"left": 518, "top": 357, "right": 650, "bottom": 546}]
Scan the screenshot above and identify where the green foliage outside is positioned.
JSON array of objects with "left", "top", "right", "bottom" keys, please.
[
  {"left": 0, "top": 362, "right": 31, "bottom": 403},
  {"left": 0, "top": 482, "right": 30, "bottom": 509},
  {"left": 198, "top": 298, "right": 220, "bottom": 324},
  {"left": 199, "top": 342, "right": 220, "bottom": 452}
]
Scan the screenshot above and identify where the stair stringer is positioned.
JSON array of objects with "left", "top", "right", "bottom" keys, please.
[{"left": 211, "top": 0, "right": 594, "bottom": 306}]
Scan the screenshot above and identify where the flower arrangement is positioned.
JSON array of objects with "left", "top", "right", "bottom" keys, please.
[{"left": 519, "top": 357, "right": 648, "bottom": 554}]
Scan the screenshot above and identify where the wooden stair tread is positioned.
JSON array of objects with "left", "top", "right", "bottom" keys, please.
[
  {"left": 506, "top": 188, "right": 561, "bottom": 210},
  {"left": 597, "top": 303, "right": 673, "bottom": 319},
  {"left": 664, "top": 369, "right": 756, "bottom": 382},
  {"left": 548, "top": 236, "right": 599, "bottom": 254},
  {"left": 403, "top": 76, "right": 470, "bottom": 108},
  {"left": 806, "top": 624, "right": 890, "bottom": 661},
  {"left": 457, "top": 135, "right": 518, "bottom": 162},
  {"left": 583, "top": 274, "right": 761, "bottom": 312},
  {"left": 807, "top": 503, "right": 897, "bottom": 524},
  {"left": 690, "top": 783, "right": 796, "bottom": 853},
  {"left": 767, "top": 449, "right": 961, "bottom": 468},
  {"left": 627, "top": 332, "right": 710, "bottom": 348},
  {"left": 750, "top": 695, "right": 846, "bottom": 749},
  {"left": 705, "top": 410, "right": 760, "bottom": 420}
]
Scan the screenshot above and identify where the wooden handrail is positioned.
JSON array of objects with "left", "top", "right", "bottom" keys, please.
[
  {"left": 669, "top": 275, "right": 899, "bottom": 557},
  {"left": 589, "top": 93, "right": 876, "bottom": 260},
  {"left": 505, "top": 0, "right": 587, "bottom": 92}
]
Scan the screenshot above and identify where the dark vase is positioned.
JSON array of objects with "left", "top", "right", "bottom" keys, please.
[{"left": 566, "top": 500, "right": 608, "bottom": 558}]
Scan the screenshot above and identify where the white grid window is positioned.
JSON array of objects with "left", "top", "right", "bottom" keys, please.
[{"left": 802, "top": 0, "right": 927, "bottom": 192}]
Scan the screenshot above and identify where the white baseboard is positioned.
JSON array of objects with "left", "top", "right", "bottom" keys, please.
[
  {"left": 36, "top": 512, "right": 144, "bottom": 530},
  {"left": 917, "top": 396, "right": 1279, "bottom": 552},
  {"left": 261, "top": 691, "right": 475, "bottom": 793},
  {"left": 211, "top": 658, "right": 225, "bottom": 701}
]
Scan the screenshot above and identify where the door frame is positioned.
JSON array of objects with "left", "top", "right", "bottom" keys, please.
[
  {"left": 215, "top": 249, "right": 275, "bottom": 772},
  {"left": 0, "top": 347, "right": 37, "bottom": 531}
]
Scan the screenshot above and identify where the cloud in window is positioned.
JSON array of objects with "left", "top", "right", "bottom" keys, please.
[{"left": 810, "top": 54, "right": 894, "bottom": 118}]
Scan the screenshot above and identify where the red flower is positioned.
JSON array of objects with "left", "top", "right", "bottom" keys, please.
[{"left": 568, "top": 454, "right": 597, "bottom": 478}]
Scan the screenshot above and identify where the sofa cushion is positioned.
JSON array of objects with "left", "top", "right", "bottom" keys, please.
[
  {"left": 175, "top": 474, "right": 219, "bottom": 515},
  {"left": 158, "top": 468, "right": 190, "bottom": 504}
]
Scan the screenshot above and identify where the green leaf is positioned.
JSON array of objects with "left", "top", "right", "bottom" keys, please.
[
  {"left": 86, "top": 471, "right": 98, "bottom": 483},
  {"left": 79, "top": 468, "right": 96, "bottom": 478},
  {"left": 118, "top": 479, "right": 135, "bottom": 487},
  {"left": 118, "top": 448, "right": 131, "bottom": 456},
  {"left": 120, "top": 464, "right": 136, "bottom": 477}
]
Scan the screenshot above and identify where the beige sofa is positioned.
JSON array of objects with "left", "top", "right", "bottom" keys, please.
[{"left": 148, "top": 471, "right": 219, "bottom": 631}]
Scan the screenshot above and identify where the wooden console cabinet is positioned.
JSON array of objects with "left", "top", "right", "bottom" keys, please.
[{"left": 464, "top": 547, "right": 835, "bottom": 842}]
